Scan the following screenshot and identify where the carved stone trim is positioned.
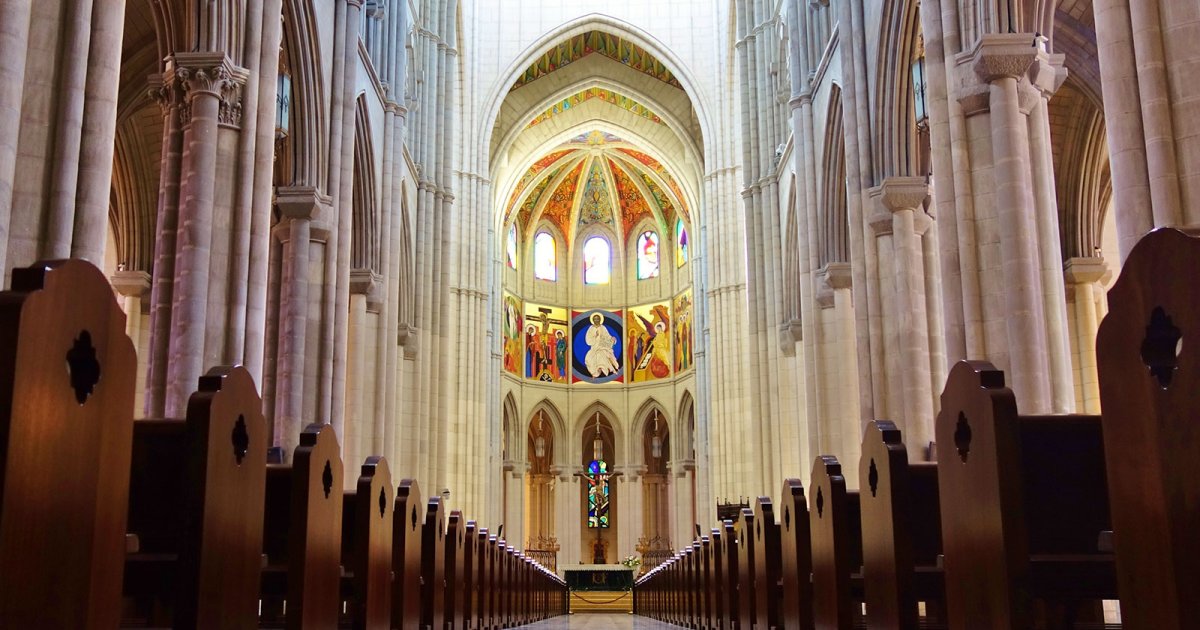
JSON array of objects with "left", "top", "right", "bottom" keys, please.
[
  {"left": 275, "top": 186, "right": 333, "bottom": 222},
  {"left": 969, "top": 33, "right": 1040, "bottom": 83},
  {"left": 110, "top": 270, "right": 152, "bottom": 297},
  {"left": 820, "top": 262, "right": 853, "bottom": 290},
  {"left": 1064, "top": 256, "right": 1109, "bottom": 285},
  {"left": 878, "top": 176, "right": 931, "bottom": 213},
  {"left": 167, "top": 52, "right": 249, "bottom": 129}
]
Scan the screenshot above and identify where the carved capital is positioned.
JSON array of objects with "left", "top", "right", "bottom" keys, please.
[
  {"left": 1063, "top": 256, "right": 1109, "bottom": 285},
  {"left": 275, "top": 186, "right": 333, "bottom": 222},
  {"left": 110, "top": 270, "right": 152, "bottom": 298},
  {"left": 969, "top": 33, "right": 1040, "bottom": 83},
  {"left": 778, "top": 317, "right": 803, "bottom": 354},
  {"left": 350, "top": 268, "right": 384, "bottom": 312},
  {"left": 819, "top": 261, "right": 853, "bottom": 290},
  {"left": 878, "top": 176, "right": 931, "bottom": 213},
  {"left": 167, "top": 52, "right": 249, "bottom": 127}
]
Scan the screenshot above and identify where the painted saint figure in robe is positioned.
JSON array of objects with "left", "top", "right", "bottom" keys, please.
[
  {"left": 524, "top": 304, "right": 569, "bottom": 383},
  {"left": 627, "top": 303, "right": 672, "bottom": 382},
  {"left": 673, "top": 291, "right": 693, "bottom": 372},
  {"left": 571, "top": 309, "right": 624, "bottom": 383},
  {"left": 502, "top": 293, "right": 523, "bottom": 375},
  {"left": 585, "top": 313, "right": 621, "bottom": 377}
]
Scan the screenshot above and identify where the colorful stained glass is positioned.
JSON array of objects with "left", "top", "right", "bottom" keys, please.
[
  {"left": 583, "top": 236, "right": 611, "bottom": 285},
  {"left": 676, "top": 219, "right": 689, "bottom": 267},
  {"left": 637, "top": 231, "right": 660, "bottom": 279},
  {"left": 587, "top": 459, "right": 610, "bottom": 528},
  {"left": 506, "top": 224, "right": 518, "bottom": 269},
  {"left": 534, "top": 232, "right": 557, "bottom": 281}
]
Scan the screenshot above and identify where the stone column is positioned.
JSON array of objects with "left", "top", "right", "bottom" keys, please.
[
  {"left": 1064, "top": 258, "right": 1109, "bottom": 415},
  {"left": 968, "top": 34, "right": 1052, "bottom": 413},
  {"left": 558, "top": 467, "right": 583, "bottom": 565},
  {"left": 272, "top": 187, "right": 330, "bottom": 457},
  {"left": 817, "top": 262, "right": 861, "bottom": 479},
  {"left": 163, "top": 52, "right": 247, "bottom": 417},
  {"left": 503, "top": 461, "right": 526, "bottom": 550},
  {"left": 112, "top": 270, "right": 150, "bottom": 417},
  {"left": 346, "top": 283, "right": 369, "bottom": 479},
  {"left": 614, "top": 466, "right": 641, "bottom": 561},
  {"left": 0, "top": 0, "right": 32, "bottom": 276},
  {"left": 880, "top": 177, "right": 936, "bottom": 458}
]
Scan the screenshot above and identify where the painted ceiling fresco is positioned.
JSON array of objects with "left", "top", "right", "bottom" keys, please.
[
  {"left": 506, "top": 134, "right": 691, "bottom": 252},
  {"left": 527, "top": 87, "right": 663, "bottom": 128},
  {"left": 511, "top": 31, "right": 684, "bottom": 91}
]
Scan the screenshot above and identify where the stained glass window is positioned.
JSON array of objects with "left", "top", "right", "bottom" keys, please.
[
  {"left": 534, "top": 231, "right": 556, "bottom": 280},
  {"left": 506, "top": 224, "right": 518, "bottom": 269},
  {"left": 582, "top": 236, "right": 611, "bottom": 285},
  {"left": 636, "top": 231, "right": 660, "bottom": 279},
  {"left": 587, "top": 459, "right": 610, "bottom": 528},
  {"left": 675, "top": 219, "right": 689, "bottom": 267}
]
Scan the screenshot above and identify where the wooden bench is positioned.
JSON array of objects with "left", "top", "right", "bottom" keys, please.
[
  {"left": 0, "top": 259, "right": 137, "bottom": 628},
  {"left": 420, "top": 496, "right": 446, "bottom": 630},
  {"left": 778, "top": 479, "right": 814, "bottom": 630},
  {"left": 260, "top": 423, "right": 345, "bottom": 628},
  {"left": 809, "top": 455, "right": 864, "bottom": 629},
  {"left": 753, "top": 497, "right": 783, "bottom": 630},
  {"left": 936, "top": 360, "right": 1114, "bottom": 628},
  {"left": 736, "top": 507, "right": 758, "bottom": 630},
  {"left": 859, "top": 419, "right": 945, "bottom": 628},
  {"left": 1095, "top": 226, "right": 1200, "bottom": 629},
  {"left": 122, "top": 366, "right": 267, "bottom": 628},
  {"left": 339, "top": 455, "right": 393, "bottom": 629},
  {"left": 391, "top": 479, "right": 424, "bottom": 630},
  {"left": 444, "top": 510, "right": 465, "bottom": 628}
]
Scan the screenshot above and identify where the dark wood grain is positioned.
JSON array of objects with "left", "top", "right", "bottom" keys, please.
[
  {"left": 341, "top": 455, "right": 393, "bottom": 629},
  {"left": 391, "top": 479, "right": 423, "bottom": 630},
  {"left": 0, "top": 259, "right": 137, "bottom": 629},
  {"left": 778, "top": 479, "right": 814, "bottom": 630},
  {"left": 810, "top": 455, "right": 863, "bottom": 630},
  {"left": 1096, "top": 227, "right": 1200, "bottom": 629}
]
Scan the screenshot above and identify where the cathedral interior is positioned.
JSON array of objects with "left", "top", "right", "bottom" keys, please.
[{"left": 1, "top": 1, "right": 1197, "bottom": 620}]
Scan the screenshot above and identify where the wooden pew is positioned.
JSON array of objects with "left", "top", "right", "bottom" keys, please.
[
  {"left": 778, "top": 479, "right": 814, "bottom": 630},
  {"left": 474, "top": 528, "right": 492, "bottom": 630},
  {"left": 1095, "top": 226, "right": 1200, "bottom": 629},
  {"left": 260, "top": 423, "right": 345, "bottom": 628},
  {"left": 736, "top": 507, "right": 758, "bottom": 630},
  {"left": 420, "top": 496, "right": 447, "bottom": 630},
  {"left": 122, "top": 366, "right": 267, "bottom": 629},
  {"left": 444, "top": 511, "right": 466, "bottom": 628},
  {"left": 809, "top": 455, "right": 864, "bottom": 629},
  {"left": 391, "top": 480, "right": 423, "bottom": 630},
  {"left": 858, "top": 419, "right": 945, "bottom": 629},
  {"left": 698, "top": 536, "right": 713, "bottom": 630},
  {"left": 753, "top": 497, "right": 783, "bottom": 630},
  {"left": 707, "top": 528, "right": 727, "bottom": 629},
  {"left": 0, "top": 259, "right": 137, "bottom": 628},
  {"left": 935, "top": 360, "right": 1114, "bottom": 629},
  {"left": 461, "top": 521, "right": 478, "bottom": 630},
  {"left": 721, "top": 519, "right": 740, "bottom": 627},
  {"left": 340, "top": 455, "right": 393, "bottom": 629}
]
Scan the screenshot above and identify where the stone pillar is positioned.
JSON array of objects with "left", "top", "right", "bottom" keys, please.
[
  {"left": 112, "top": 270, "right": 150, "bottom": 417},
  {"left": 1064, "top": 258, "right": 1109, "bottom": 415},
  {"left": 614, "top": 466, "right": 641, "bottom": 562},
  {"left": 558, "top": 466, "right": 583, "bottom": 565},
  {"left": 503, "top": 461, "right": 526, "bottom": 550},
  {"left": 345, "top": 285, "right": 369, "bottom": 481},
  {"left": 163, "top": 52, "right": 247, "bottom": 417},
  {"left": 817, "top": 262, "right": 861, "bottom": 479},
  {"left": 272, "top": 187, "right": 330, "bottom": 457},
  {"left": 966, "top": 34, "right": 1053, "bottom": 413},
  {"left": 879, "top": 177, "right": 936, "bottom": 459},
  {"left": 0, "top": 0, "right": 32, "bottom": 276}
]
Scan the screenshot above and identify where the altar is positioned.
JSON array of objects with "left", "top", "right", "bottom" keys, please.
[{"left": 563, "top": 564, "right": 635, "bottom": 613}]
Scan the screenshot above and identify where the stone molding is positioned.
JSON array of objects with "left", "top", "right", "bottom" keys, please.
[
  {"left": 1063, "top": 256, "right": 1109, "bottom": 285},
  {"left": 820, "top": 261, "right": 853, "bottom": 290},
  {"left": 275, "top": 186, "right": 334, "bottom": 223},
  {"left": 397, "top": 323, "right": 418, "bottom": 359},
  {"left": 878, "top": 176, "right": 931, "bottom": 213},
  {"left": 350, "top": 268, "right": 384, "bottom": 312},
  {"left": 969, "top": 33, "right": 1040, "bottom": 83},
  {"left": 778, "top": 317, "right": 803, "bottom": 354},
  {"left": 110, "top": 270, "right": 152, "bottom": 297},
  {"left": 868, "top": 212, "right": 894, "bottom": 236}
]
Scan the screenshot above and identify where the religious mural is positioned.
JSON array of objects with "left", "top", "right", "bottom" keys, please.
[
  {"left": 627, "top": 302, "right": 672, "bottom": 382},
  {"left": 524, "top": 303, "right": 570, "bottom": 383},
  {"left": 586, "top": 459, "right": 611, "bottom": 528},
  {"left": 673, "top": 290, "right": 693, "bottom": 373},
  {"left": 502, "top": 293, "right": 523, "bottom": 376},
  {"left": 571, "top": 309, "right": 624, "bottom": 383}
]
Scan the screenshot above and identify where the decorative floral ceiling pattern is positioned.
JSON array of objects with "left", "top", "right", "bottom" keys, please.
[{"left": 511, "top": 31, "right": 684, "bottom": 91}]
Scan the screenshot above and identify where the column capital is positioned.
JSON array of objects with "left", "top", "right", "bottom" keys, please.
[
  {"left": 110, "top": 270, "right": 151, "bottom": 298},
  {"left": 878, "top": 176, "right": 931, "bottom": 213},
  {"left": 166, "top": 52, "right": 249, "bottom": 127},
  {"left": 275, "top": 186, "right": 334, "bottom": 222},
  {"left": 350, "top": 269, "right": 384, "bottom": 312},
  {"left": 819, "top": 261, "right": 853, "bottom": 290},
  {"left": 969, "top": 33, "right": 1040, "bottom": 83},
  {"left": 1063, "top": 256, "right": 1109, "bottom": 285}
]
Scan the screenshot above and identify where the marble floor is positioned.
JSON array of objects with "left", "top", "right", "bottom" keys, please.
[{"left": 521, "top": 613, "right": 677, "bottom": 629}]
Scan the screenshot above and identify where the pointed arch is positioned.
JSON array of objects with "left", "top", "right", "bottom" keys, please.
[
  {"left": 819, "top": 85, "right": 849, "bottom": 267},
  {"left": 351, "top": 95, "right": 380, "bottom": 273}
]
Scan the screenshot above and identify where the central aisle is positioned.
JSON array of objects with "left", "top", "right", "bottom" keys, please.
[{"left": 522, "top": 613, "right": 675, "bottom": 629}]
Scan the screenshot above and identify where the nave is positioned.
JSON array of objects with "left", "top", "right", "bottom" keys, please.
[{"left": 525, "top": 614, "right": 672, "bottom": 630}]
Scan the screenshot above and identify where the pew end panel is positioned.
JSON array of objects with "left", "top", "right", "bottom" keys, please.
[
  {"left": 810, "top": 455, "right": 863, "bottom": 630},
  {"left": 421, "top": 496, "right": 447, "bottom": 630},
  {"left": 779, "top": 479, "right": 814, "bottom": 630},
  {"left": 342, "top": 455, "right": 393, "bottom": 629},
  {"left": 753, "top": 497, "right": 782, "bottom": 630},
  {"left": 0, "top": 259, "right": 137, "bottom": 629},
  {"left": 287, "top": 423, "right": 346, "bottom": 627},
  {"left": 392, "top": 479, "right": 423, "bottom": 630},
  {"left": 1096, "top": 226, "right": 1200, "bottom": 629}
]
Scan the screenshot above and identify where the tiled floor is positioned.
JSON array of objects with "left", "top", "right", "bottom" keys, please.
[{"left": 522, "top": 613, "right": 677, "bottom": 629}]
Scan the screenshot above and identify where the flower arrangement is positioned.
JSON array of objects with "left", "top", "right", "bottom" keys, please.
[{"left": 620, "top": 555, "right": 642, "bottom": 570}]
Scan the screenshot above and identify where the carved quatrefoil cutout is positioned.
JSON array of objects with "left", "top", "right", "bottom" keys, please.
[
  {"left": 322, "top": 460, "right": 333, "bottom": 498},
  {"left": 231, "top": 415, "right": 249, "bottom": 465},
  {"left": 378, "top": 488, "right": 387, "bottom": 518},
  {"left": 868, "top": 459, "right": 879, "bottom": 497},
  {"left": 1141, "top": 306, "right": 1183, "bottom": 389},
  {"left": 816, "top": 487, "right": 825, "bottom": 519},
  {"left": 66, "top": 330, "right": 101, "bottom": 405},
  {"left": 784, "top": 506, "right": 791, "bottom": 530},
  {"left": 954, "top": 412, "right": 972, "bottom": 464}
]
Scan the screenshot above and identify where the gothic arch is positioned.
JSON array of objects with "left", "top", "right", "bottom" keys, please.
[
  {"left": 574, "top": 401, "right": 624, "bottom": 465},
  {"left": 479, "top": 14, "right": 712, "bottom": 157},
  {"left": 280, "top": 0, "right": 327, "bottom": 187},
  {"left": 873, "top": 0, "right": 924, "bottom": 180},
  {"left": 630, "top": 398, "right": 671, "bottom": 468},
  {"left": 820, "top": 85, "right": 849, "bottom": 267},
  {"left": 528, "top": 399, "right": 569, "bottom": 468},
  {"left": 351, "top": 95, "right": 380, "bottom": 274}
]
